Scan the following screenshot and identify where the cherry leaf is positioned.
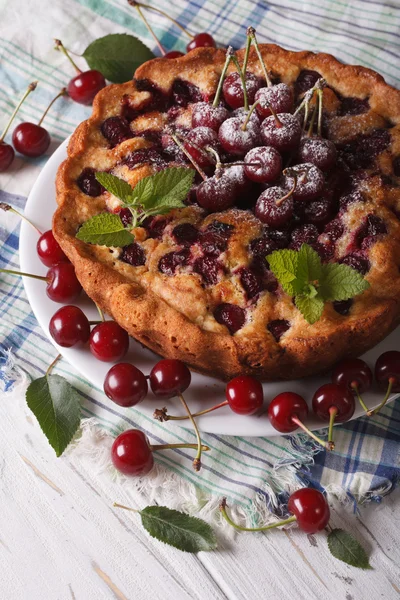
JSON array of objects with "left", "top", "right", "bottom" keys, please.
[
  {"left": 328, "top": 528, "right": 372, "bottom": 569},
  {"left": 26, "top": 375, "right": 81, "bottom": 457},
  {"left": 140, "top": 506, "right": 217, "bottom": 553},
  {"left": 83, "top": 34, "right": 155, "bottom": 83}
]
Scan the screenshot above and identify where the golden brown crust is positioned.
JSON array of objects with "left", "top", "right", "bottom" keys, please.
[{"left": 53, "top": 44, "right": 400, "bottom": 381}]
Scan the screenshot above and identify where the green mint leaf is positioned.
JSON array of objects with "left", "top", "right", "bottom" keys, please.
[
  {"left": 140, "top": 506, "right": 217, "bottom": 553},
  {"left": 130, "top": 167, "right": 195, "bottom": 212},
  {"left": 297, "top": 243, "right": 322, "bottom": 283},
  {"left": 295, "top": 294, "right": 325, "bottom": 324},
  {"left": 76, "top": 213, "right": 134, "bottom": 247},
  {"left": 328, "top": 528, "right": 372, "bottom": 569},
  {"left": 319, "top": 262, "right": 370, "bottom": 301},
  {"left": 83, "top": 34, "right": 155, "bottom": 83},
  {"left": 267, "top": 248, "right": 306, "bottom": 295},
  {"left": 26, "top": 375, "right": 81, "bottom": 457},
  {"left": 95, "top": 172, "right": 134, "bottom": 203}
]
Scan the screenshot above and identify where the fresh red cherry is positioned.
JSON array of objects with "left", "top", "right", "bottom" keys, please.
[
  {"left": 67, "top": 70, "right": 106, "bottom": 105},
  {"left": 312, "top": 383, "right": 355, "bottom": 422},
  {"left": 186, "top": 33, "right": 216, "bottom": 52},
  {"left": 111, "top": 429, "right": 154, "bottom": 476},
  {"left": 164, "top": 50, "right": 185, "bottom": 58},
  {"left": 260, "top": 112, "right": 302, "bottom": 152},
  {"left": 196, "top": 165, "right": 245, "bottom": 212},
  {"left": 12, "top": 123, "right": 50, "bottom": 158},
  {"left": 255, "top": 83, "right": 294, "bottom": 117},
  {"left": 184, "top": 126, "right": 219, "bottom": 167},
  {"left": 222, "top": 71, "right": 262, "bottom": 109},
  {"left": 283, "top": 163, "right": 325, "bottom": 202},
  {"left": 244, "top": 146, "right": 282, "bottom": 183},
  {"left": 89, "top": 321, "right": 129, "bottom": 362},
  {"left": 191, "top": 102, "right": 229, "bottom": 130},
  {"left": 104, "top": 363, "right": 148, "bottom": 407},
  {"left": 37, "top": 229, "right": 69, "bottom": 267},
  {"left": 226, "top": 376, "right": 263, "bottom": 415},
  {"left": 46, "top": 262, "right": 82, "bottom": 303},
  {"left": 287, "top": 488, "right": 330, "bottom": 534},
  {"left": 149, "top": 359, "right": 191, "bottom": 398},
  {"left": 49, "top": 305, "right": 90, "bottom": 347},
  {"left": 268, "top": 392, "right": 308, "bottom": 433},
  {"left": 375, "top": 351, "right": 400, "bottom": 392},
  {"left": 255, "top": 186, "right": 294, "bottom": 227},
  {"left": 218, "top": 116, "right": 261, "bottom": 156},
  {"left": 0, "top": 143, "right": 15, "bottom": 172},
  {"left": 297, "top": 136, "right": 337, "bottom": 171},
  {"left": 332, "top": 358, "right": 372, "bottom": 395}
]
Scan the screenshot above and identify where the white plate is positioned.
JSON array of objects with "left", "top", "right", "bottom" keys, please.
[{"left": 19, "top": 138, "right": 400, "bottom": 436}]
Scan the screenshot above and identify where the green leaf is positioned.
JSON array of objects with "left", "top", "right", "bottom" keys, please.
[
  {"left": 76, "top": 213, "right": 134, "bottom": 247},
  {"left": 130, "top": 167, "right": 195, "bottom": 212},
  {"left": 95, "top": 172, "right": 134, "bottom": 203},
  {"left": 319, "top": 262, "right": 370, "bottom": 301},
  {"left": 328, "top": 528, "right": 372, "bottom": 569},
  {"left": 267, "top": 248, "right": 300, "bottom": 284},
  {"left": 26, "top": 375, "right": 81, "bottom": 457},
  {"left": 295, "top": 294, "right": 325, "bottom": 324},
  {"left": 140, "top": 506, "right": 217, "bottom": 553},
  {"left": 82, "top": 33, "right": 155, "bottom": 83},
  {"left": 297, "top": 243, "right": 322, "bottom": 283}
]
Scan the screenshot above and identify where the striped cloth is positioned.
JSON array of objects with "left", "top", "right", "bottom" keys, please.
[{"left": 1, "top": 0, "right": 399, "bottom": 520}]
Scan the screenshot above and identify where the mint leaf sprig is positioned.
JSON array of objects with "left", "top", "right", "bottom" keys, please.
[
  {"left": 76, "top": 167, "right": 195, "bottom": 247},
  {"left": 267, "top": 244, "right": 370, "bottom": 324}
]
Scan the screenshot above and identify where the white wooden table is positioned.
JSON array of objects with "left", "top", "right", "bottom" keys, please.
[{"left": 1, "top": 393, "right": 399, "bottom": 600}]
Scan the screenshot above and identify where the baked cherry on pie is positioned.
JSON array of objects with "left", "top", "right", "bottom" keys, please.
[{"left": 54, "top": 42, "right": 400, "bottom": 381}]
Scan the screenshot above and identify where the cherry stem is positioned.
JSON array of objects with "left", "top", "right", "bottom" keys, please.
[
  {"left": 205, "top": 145, "right": 221, "bottom": 168},
  {"left": 0, "top": 268, "right": 47, "bottom": 282},
  {"left": 213, "top": 46, "right": 234, "bottom": 108},
  {"left": 171, "top": 134, "right": 207, "bottom": 180},
  {"left": 352, "top": 383, "right": 369, "bottom": 414},
  {"left": 54, "top": 39, "right": 82, "bottom": 73},
  {"left": 219, "top": 498, "right": 297, "bottom": 531},
  {"left": 46, "top": 353, "right": 62, "bottom": 377},
  {"left": 178, "top": 392, "right": 204, "bottom": 471},
  {"left": 291, "top": 416, "right": 331, "bottom": 451},
  {"left": 241, "top": 100, "right": 260, "bottom": 131},
  {"left": 327, "top": 406, "right": 338, "bottom": 451},
  {"left": 128, "top": 1, "right": 166, "bottom": 56},
  {"left": 276, "top": 171, "right": 297, "bottom": 206},
  {"left": 0, "top": 202, "right": 42, "bottom": 235},
  {"left": 266, "top": 101, "right": 283, "bottom": 128},
  {"left": 230, "top": 54, "right": 249, "bottom": 111},
  {"left": 38, "top": 88, "right": 67, "bottom": 127},
  {"left": 133, "top": 2, "right": 194, "bottom": 38},
  {"left": 247, "top": 26, "right": 272, "bottom": 87},
  {"left": 149, "top": 442, "right": 210, "bottom": 451},
  {"left": 0, "top": 81, "right": 37, "bottom": 143},
  {"left": 307, "top": 106, "right": 317, "bottom": 137},
  {"left": 367, "top": 378, "right": 394, "bottom": 417},
  {"left": 95, "top": 303, "right": 105, "bottom": 322},
  {"left": 242, "top": 30, "right": 252, "bottom": 74},
  {"left": 154, "top": 400, "right": 229, "bottom": 421},
  {"left": 113, "top": 502, "right": 139, "bottom": 513},
  {"left": 317, "top": 88, "right": 323, "bottom": 138}
]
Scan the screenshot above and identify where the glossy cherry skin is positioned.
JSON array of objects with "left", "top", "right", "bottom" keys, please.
[
  {"left": 104, "top": 363, "right": 148, "bottom": 407},
  {"left": 150, "top": 359, "right": 191, "bottom": 398},
  {"left": 37, "top": 229, "right": 69, "bottom": 267},
  {"left": 226, "top": 376, "right": 264, "bottom": 415},
  {"left": 164, "top": 50, "right": 185, "bottom": 58},
  {"left": 89, "top": 321, "right": 129, "bottom": 362},
  {"left": 49, "top": 305, "right": 90, "bottom": 347},
  {"left": 375, "top": 351, "right": 400, "bottom": 392},
  {"left": 12, "top": 122, "right": 51, "bottom": 157},
  {"left": 312, "top": 383, "right": 355, "bottom": 422},
  {"left": 186, "top": 33, "right": 216, "bottom": 52},
  {"left": 111, "top": 429, "right": 154, "bottom": 476},
  {"left": 192, "top": 102, "right": 229, "bottom": 130},
  {"left": 46, "top": 263, "right": 82, "bottom": 303},
  {"left": 332, "top": 358, "right": 373, "bottom": 394},
  {"left": 67, "top": 70, "right": 106, "bottom": 105},
  {"left": 0, "top": 142, "right": 15, "bottom": 171},
  {"left": 268, "top": 392, "right": 308, "bottom": 433},
  {"left": 288, "top": 488, "right": 330, "bottom": 534}
]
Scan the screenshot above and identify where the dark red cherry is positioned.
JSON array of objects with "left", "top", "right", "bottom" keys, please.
[
  {"left": 111, "top": 429, "right": 154, "bottom": 476},
  {"left": 77, "top": 167, "right": 104, "bottom": 197},
  {"left": 218, "top": 116, "right": 261, "bottom": 156},
  {"left": 297, "top": 136, "right": 337, "bottom": 171},
  {"left": 287, "top": 488, "right": 330, "bottom": 534},
  {"left": 294, "top": 70, "right": 322, "bottom": 96},
  {"left": 101, "top": 116, "right": 132, "bottom": 146},
  {"left": 149, "top": 359, "right": 191, "bottom": 399},
  {"left": 67, "top": 69, "right": 106, "bottom": 105},
  {"left": 244, "top": 146, "right": 282, "bottom": 183},
  {"left": 255, "top": 83, "right": 294, "bottom": 117},
  {"left": 120, "top": 242, "right": 146, "bottom": 266},
  {"left": 12, "top": 123, "right": 51, "bottom": 157},
  {"left": 186, "top": 33, "right": 216, "bottom": 52},
  {"left": 104, "top": 363, "right": 148, "bottom": 407},
  {"left": 290, "top": 224, "right": 319, "bottom": 250},
  {"left": 164, "top": 50, "right": 185, "bottom": 59},
  {"left": 49, "top": 305, "right": 90, "bottom": 347},
  {"left": 196, "top": 166, "right": 243, "bottom": 211},
  {"left": 158, "top": 249, "right": 190, "bottom": 275},
  {"left": 0, "top": 142, "right": 15, "bottom": 171},
  {"left": 193, "top": 255, "right": 220, "bottom": 285},
  {"left": 192, "top": 102, "right": 229, "bottom": 130},
  {"left": 214, "top": 303, "right": 246, "bottom": 334},
  {"left": 332, "top": 358, "right": 372, "bottom": 394},
  {"left": 37, "top": 230, "right": 69, "bottom": 267},
  {"left": 268, "top": 392, "right": 308, "bottom": 433},
  {"left": 333, "top": 299, "right": 353, "bottom": 315},
  {"left": 375, "top": 351, "right": 400, "bottom": 393},
  {"left": 172, "top": 223, "right": 199, "bottom": 246},
  {"left": 223, "top": 71, "right": 262, "bottom": 109},
  {"left": 226, "top": 376, "right": 263, "bottom": 415},
  {"left": 261, "top": 113, "right": 302, "bottom": 152},
  {"left": 267, "top": 319, "right": 290, "bottom": 341},
  {"left": 255, "top": 186, "right": 294, "bottom": 227},
  {"left": 284, "top": 163, "right": 325, "bottom": 202},
  {"left": 312, "top": 383, "right": 355, "bottom": 422},
  {"left": 89, "top": 321, "right": 129, "bottom": 362},
  {"left": 46, "top": 262, "right": 82, "bottom": 303},
  {"left": 340, "top": 254, "right": 370, "bottom": 275},
  {"left": 184, "top": 126, "right": 219, "bottom": 167}
]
